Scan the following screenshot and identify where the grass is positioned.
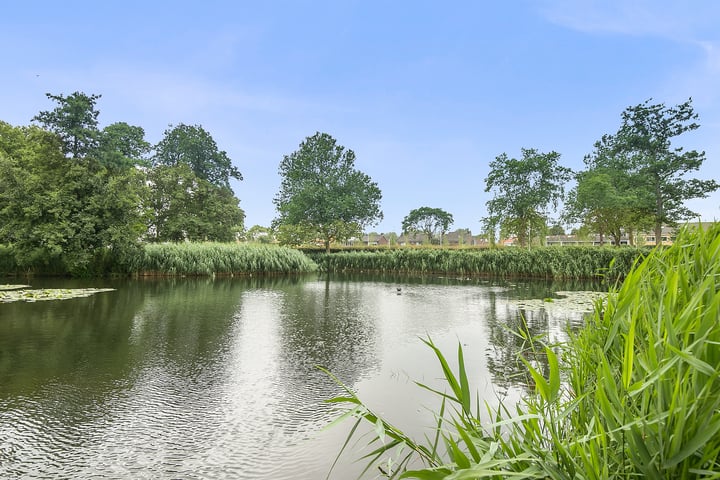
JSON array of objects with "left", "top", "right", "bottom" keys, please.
[
  {"left": 130, "top": 242, "right": 318, "bottom": 276},
  {"left": 325, "top": 223, "right": 720, "bottom": 478},
  {"left": 310, "top": 246, "right": 646, "bottom": 281}
]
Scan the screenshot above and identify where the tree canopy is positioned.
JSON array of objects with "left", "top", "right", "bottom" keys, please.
[
  {"left": 1, "top": 92, "right": 246, "bottom": 274},
  {"left": 98, "top": 122, "right": 151, "bottom": 169},
  {"left": 401, "top": 207, "right": 454, "bottom": 244},
  {"left": 273, "top": 132, "right": 383, "bottom": 251},
  {"left": 610, "top": 98, "right": 718, "bottom": 245},
  {"left": 484, "top": 148, "right": 572, "bottom": 247},
  {"left": 153, "top": 123, "right": 242, "bottom": 189},
  {"left": 148, "top": 124, "right": 245, "bottom": 242},
  {"left": 0, "top": 121, "right": 148, "bottom": 275},
  {"left": 32, "top": 91, "right": 102, "bottom": 159},
  {"left": 147, "top": 164, "right": 244, "bottom": 242}
]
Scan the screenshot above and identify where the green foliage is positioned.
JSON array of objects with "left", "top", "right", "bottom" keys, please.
[
  {"left": 326, "top": 222, "right": 720, "bottom": 478},
  {"left": 610, "top": 98, "right": 718, "bottom": 245},
  {"left": 402, "top": 207, "right": 454, "bottom": 245},
  {"left": 0, "top": 121, "right": 148, "bottom": 276},
  {"left": 312, "top": 246, "right": 642, "bottom": 281},
  {"left": 547, "top": 223, "right": 565, "bottom": 236},
  {"left": 146, "top": 164, "right": 245, "bottom": 242},
  {"left": 153, "top": 123, "right": 242, "bottom": 188},
  {"left": 273, "top": 132, "right": 383, "bottom": 252},
  {"left": 32, "top": 91, "right": 102, "bottom": 159},
  {"left": 243, "top": 225, "right": 275, "bottom": 243},
  {"left": 130, "top": 242, "right": 317, "bottom": 275},
  {"left": 484, "top": 148, "right": 572, "bottom": 248},
  {"left": 0, "top": 244, "right": 16, "bottom": 275},
  {"left": 98, "top": 121, "right": 151, "bottom": 169}
]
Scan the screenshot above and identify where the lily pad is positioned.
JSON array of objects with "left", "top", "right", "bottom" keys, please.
[
  {"left": 511, "top": 290, "right": 606, "bottom": 313},
  {"left": 0, "top": 284, "right": 31, "bottom": 291},
  {"left": 0, "top": 287, "right": 116, "bottom": 303}
]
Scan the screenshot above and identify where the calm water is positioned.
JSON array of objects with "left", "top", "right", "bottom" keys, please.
[{"left": 0, "top": 274, "right": 597, "bottom": 479}]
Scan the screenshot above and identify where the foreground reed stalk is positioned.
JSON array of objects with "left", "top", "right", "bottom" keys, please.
[{"left": 325, "top": 224, "right": 720, "bottom": 479}]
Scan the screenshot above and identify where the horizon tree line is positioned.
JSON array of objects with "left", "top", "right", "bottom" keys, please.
[{"left": 1, "top": 92, "right": 717, "bottom": 275}]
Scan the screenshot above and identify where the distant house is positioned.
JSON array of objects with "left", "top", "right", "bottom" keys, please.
[
  {"left": 501, "top": 237, "right": 518, "bottom": 247},
  {"left": 364, "top": 234, "right": 389, "bottom": 246},
  {"left": 472, "top": 235, "right": 492, "bottom": 247},
  {"left": 642, "top": 225, "right": 677, "bottom": 246},
  {"left": 346, "top": 234, "right": 389, "bottom": 246},
  {"left": 397, "top": 233, "right": 428, "bottom": 246},
  {"left": 444, "top": 230, "right": 474, "bottom": 246},
  {"left": 544, "top": 223, "right": 714, "bottom": 247}
]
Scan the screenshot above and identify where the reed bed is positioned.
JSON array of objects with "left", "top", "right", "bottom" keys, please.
[
  {"left": 131, "top": 242, "right": 317, "bottom": 276},
  {"left": 311, "top": 246, "right": 645, "bottom": 280},
  {"left": 326, "top": 223, "right": 720, "bottom": 478}
]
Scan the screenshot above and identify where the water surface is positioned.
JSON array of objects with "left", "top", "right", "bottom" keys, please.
[{"left": 0, "top": 274, "right": 597, "bottom": 479}]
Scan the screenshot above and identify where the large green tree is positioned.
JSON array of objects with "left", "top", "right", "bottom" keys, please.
[
  {"left": 484, "top": 148, "right": 572, "bottom": 248},
  {"left": 32, "top": 91, "right": 102, "bottom": 159},
  {"left": 401, "top": 207, "right": 454, "bottom": 245},
  {"left": 148, "top": 124, "right": 245, "bottom": 241},
  {"left": 565, "top": 136, "right": 653, "bottom": 246},
  {"left": 610, "top": 98, "right": 718, "bottom": 246},
  {"left": 0, "top": 121, "right": 148, "bottom": 274},
  {"left": 146, "top": 164, "right": 244, "bottom": 242},
  {"left": 273, "top": 132, "right": 383, "bottom": 252},
  {"left": 98, "top": 122, "right": 151, "bottom": 169},
  {"left": 153, "top": 123, "right": 241, "bottom": 188}
]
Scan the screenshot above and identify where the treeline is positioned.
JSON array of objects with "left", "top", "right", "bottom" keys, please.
[
  {"left": 2, "top": 92, "right": 717, "bottom": 276},
  {"left": 0, "top": 92, "right": 245, "bottom": 276},
  {"left": 482, "top": 99, "right": 718, "bottom": 248}
]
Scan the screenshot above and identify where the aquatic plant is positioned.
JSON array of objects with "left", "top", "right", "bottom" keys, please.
[
  {"left": 131, "top": 242, "right": 317, "bottom": 276},
  {"left": 326, "top": 223, "right": 720, "bottom": 478},
  {"left": 312, "top": 246, "right": 645, "bottom": 281},
  {"left": 0, "top": 286, "right": 115, "bottom": 303}
]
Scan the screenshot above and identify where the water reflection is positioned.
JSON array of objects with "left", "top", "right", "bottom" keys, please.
[{"left": 0, "top": 274, "right": 601, "bottom": 479}]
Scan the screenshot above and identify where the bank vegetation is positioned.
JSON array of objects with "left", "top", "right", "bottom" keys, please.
[{"left": 327, "top": 224, "right": 720, "bottom": 478}]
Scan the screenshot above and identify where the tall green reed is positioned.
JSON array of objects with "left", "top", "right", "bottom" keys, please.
[
  {"left": 131, "top": 242, "right": 317, "bottom": 275},
  {"left": 325, "top": 223, "right": 720, "bottom": 479},
  {"left": 313, "top": 246, "right": 645, "bottom": 281}
]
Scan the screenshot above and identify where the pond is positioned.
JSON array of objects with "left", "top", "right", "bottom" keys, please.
[{"left": 0, "top": 274, "right": 601, "bottom": 479}]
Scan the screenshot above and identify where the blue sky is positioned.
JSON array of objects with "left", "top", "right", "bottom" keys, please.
[{"left": 2, "top": 0, "right": 719, "bottom": 234}]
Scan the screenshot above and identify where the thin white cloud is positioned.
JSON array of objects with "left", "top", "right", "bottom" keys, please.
[
  {"left": 538, "top": 0, "right": 720, "bottom": 112},
  {"left": 537, "top": 0, "right": 720, "bottom": 38}
]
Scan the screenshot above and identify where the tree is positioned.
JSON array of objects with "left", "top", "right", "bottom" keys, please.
[
  {"left": 149, "top": 124, "right": 244, "bottom": 241},
  {"left": 98, "top": 122, "right": 151, "bottom": 169},
  {"left": 32, "top": 91, "right": 102, "bottom": 159},
  {"left": 153, "top": 123, "right": 242, "bottom": 188},
  {"left": 564, "top": 134, "right": 654, "bottom": 246},
  {"left": 401, "top": 207, "right": 454, "bottom": 245},
  {"left": 244, "top": 225, "right": 274, "bottom": 244},
  {"left": 484, "top": 148, "right": 572, "bottom": 248},
  {"left": 565, "top": 134, "right": 652, "bottom": 246},
  {"left": 548, "top": 223, "right": 565, "bottom": 236},
  {"left": 0, "top": 121, "right": 147, "bottom": 274},
  {"left": 612, "top": 98, "right": 718, "bottom": 246},
  {"left": 273, "top": 132, "right": 383, "bottom": 252},
  {"left": 146, "top": 164, "right": 244, "bottom": 242}
]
